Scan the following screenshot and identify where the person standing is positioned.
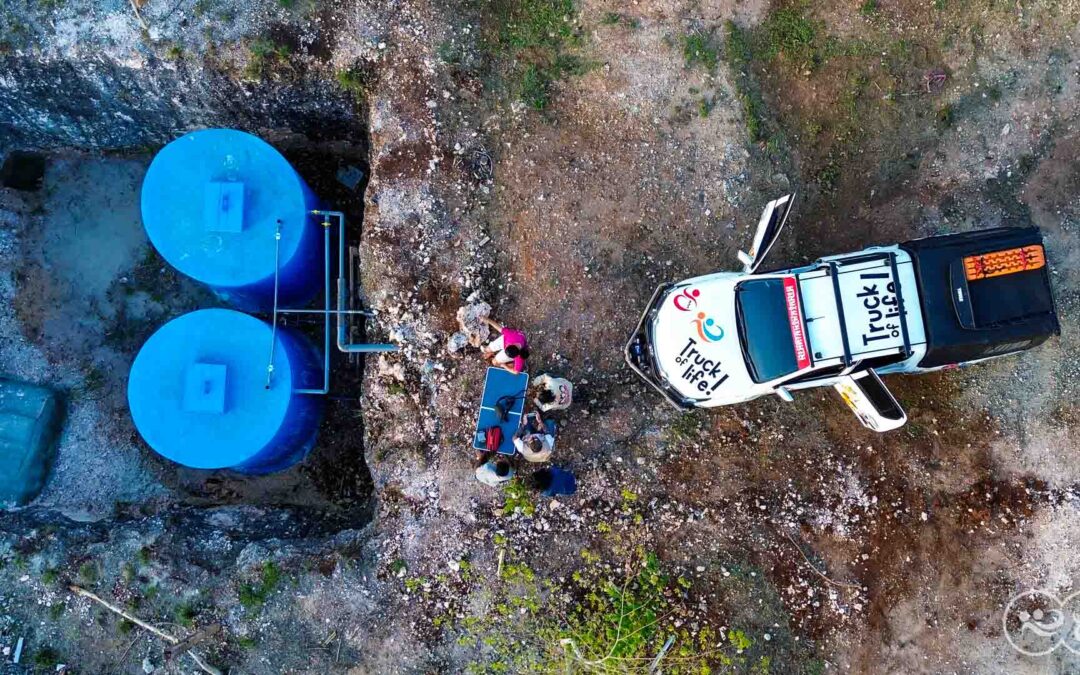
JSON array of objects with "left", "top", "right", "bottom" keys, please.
[
  {"left": 475, "top": 457, "right": 514, "bottom": 487},
  {"left": 513, "top": 411, "right": 555, "bottom": 462}
]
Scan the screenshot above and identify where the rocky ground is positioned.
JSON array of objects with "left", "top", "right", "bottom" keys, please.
[{"left": 1, "top": 0, "right": 1079, "bottom": 673}]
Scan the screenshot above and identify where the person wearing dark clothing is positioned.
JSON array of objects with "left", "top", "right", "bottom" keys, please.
[{"left": 526, "top": 466, "right": 576, "bottom": 497}]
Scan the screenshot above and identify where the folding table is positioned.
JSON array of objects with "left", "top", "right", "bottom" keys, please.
[{"left": 472, "top": 367, "right": 529, "bottom": 456}]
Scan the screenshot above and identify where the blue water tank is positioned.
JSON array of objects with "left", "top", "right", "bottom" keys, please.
[
  {"left": 127, "top": 309, "right": 324, "bottom": 474},
  {"left": 140, "top": 129, "right": 324, "bottom": 311}
]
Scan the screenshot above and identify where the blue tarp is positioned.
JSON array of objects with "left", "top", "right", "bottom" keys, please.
[{"left": 0, "top": 378, "right": 63, "bottom": 507}]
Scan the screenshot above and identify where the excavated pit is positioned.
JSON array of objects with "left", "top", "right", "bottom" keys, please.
[{"left": 0, "top": 79, "right": 379, "bottom": 534}]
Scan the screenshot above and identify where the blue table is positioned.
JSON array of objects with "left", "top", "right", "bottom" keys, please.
[{"left": 473, "top": 367, "right": 529, "bottom": 456}]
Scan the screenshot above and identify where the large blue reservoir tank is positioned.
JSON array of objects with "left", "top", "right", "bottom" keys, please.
[
  {"left": 140, "top": 129, "right": 323, "bottom": 311},
  {"left": 127, "top": 309, "right": 324, "bottom": 474}
]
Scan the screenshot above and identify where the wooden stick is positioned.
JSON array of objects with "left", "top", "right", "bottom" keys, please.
[
  {"left": 69, "top": 586, "right": 223, "bottom": 675},
  {"left": 187, "top": 651, "right": 223, "bottom": 675},
  {"left": 70, "top": 586, "right": 177, "bottom": 643},
  {"left": 780, "top": 531, "right": 863, "bottom": 590},
  {"left": 165, "top": 624, "right": 222, "bottom": 662},
  {"left": 130, "top": 0, "right": 150, "bottom": 28},
  {"left": 114, "top": 637, "right": 139, "bottom": 671}
]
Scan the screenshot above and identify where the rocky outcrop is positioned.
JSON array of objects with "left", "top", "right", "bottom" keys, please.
[
  {"left": 0, "top": 53, "right": 359, "bottom": 149},
  {"left": 0, "top": 0, "right": 368, "bottom": 150}
]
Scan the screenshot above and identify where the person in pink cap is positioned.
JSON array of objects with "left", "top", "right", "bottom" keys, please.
[{"left": 481, "top": 317, "right": 529, "bottom": 374}]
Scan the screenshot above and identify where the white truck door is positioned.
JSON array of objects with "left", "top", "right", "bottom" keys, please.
[
  {"left": 738, "top": 194, "right": 795, "bottom": 273},
  {"left": 833, "top": 369, "right": 907, "bottom": 432}
]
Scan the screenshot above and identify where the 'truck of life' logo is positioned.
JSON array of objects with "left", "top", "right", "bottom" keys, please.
[{"left": 1002, "top": 588, "right": 1080, "bottom": 656}]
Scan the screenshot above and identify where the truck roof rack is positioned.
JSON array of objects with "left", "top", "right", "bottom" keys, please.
[
  {"left": 826, "top": 261, "right": 854, "bottom": 366},
  {"left": 823, "top": 251, "right": 913, "bottom": 366},
  {"left": 886, "top": 252, "right": 912, "bottom": 357}
]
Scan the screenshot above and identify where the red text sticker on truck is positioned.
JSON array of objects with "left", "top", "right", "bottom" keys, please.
[{"left": 783, "top": 276, "right": 811, "bottom": 370}]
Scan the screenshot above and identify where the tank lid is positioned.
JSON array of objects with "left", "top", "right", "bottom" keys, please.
[
  {"left": 140, "top": 129, "right": 311, "bottom": 288},
  {"left": 127, "top": 309, "right": 298, "bottom": 469}
]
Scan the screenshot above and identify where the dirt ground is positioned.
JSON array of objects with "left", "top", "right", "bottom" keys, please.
[
  {"left": 0, "top": 0, "right": 1079, "bottom": 673},
  {"left": 358, "top": 0, "right": 1080, "bottom": 671}
]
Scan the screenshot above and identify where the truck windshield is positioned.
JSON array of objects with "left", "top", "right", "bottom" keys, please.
[{"left": 735, "top": 279, "right": 799, "bottom": 383}]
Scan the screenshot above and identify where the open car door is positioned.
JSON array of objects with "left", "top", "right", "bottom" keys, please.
[
  {"left": 833, "top": 369, "right": 907, "bottom": 432},
  {"left": 738, "top": 194, "right": 795, "bottom": 273}
]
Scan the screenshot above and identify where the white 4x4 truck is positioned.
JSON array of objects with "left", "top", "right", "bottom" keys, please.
[{"left": 625, "top": 195, "right": 1061, "bottom": 431}]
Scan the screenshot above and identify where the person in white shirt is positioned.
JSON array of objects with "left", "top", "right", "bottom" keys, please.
[
  {"left": 475, "top": 457, "right": 514, "bottom": 486},
  {"left": 513, "top": 411, "right": 555, "bottom": 463},
  {"left": 533, "top": 373, "right": 573, "bottom": 412}
]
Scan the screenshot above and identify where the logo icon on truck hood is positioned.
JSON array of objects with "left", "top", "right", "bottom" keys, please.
[
  {"left": 692, "top": 312, "right": 725, "bottom": 342},
  {"left": 676, "top": 288, "right": 724, "bottom": 343},
  {"left": 672, "top": 288, "right": 700, "bottom": 311}
]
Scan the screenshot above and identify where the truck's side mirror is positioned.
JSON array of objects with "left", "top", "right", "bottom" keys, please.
[
  {"left": 739, "top": 194, "right": 795, "bottom": 274},
  {"left": 775, "top": 386, "right": 794, "bottom": 402},
  {"left": 833, "top": 369, "right": 907, "bottom": 432}
]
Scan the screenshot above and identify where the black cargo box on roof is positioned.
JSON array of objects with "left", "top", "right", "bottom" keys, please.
[{"left": 900, "top": 226, "right": 1060, "bottom": 369}]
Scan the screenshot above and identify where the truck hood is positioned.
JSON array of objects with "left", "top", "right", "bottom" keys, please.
[{"left": 651, "top": 275, "right": 756, "bottom": 404}]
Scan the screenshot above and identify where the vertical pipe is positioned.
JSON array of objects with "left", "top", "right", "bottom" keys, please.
[
  {"left": 318, "top": 210, "right": 397, "bottom": 354},
  {"left": 290, "top": 209, "right": 396, "bottom": 396},
  {"left": 322, "top": 221, "right": 331, "bottom": 389},
  {"left": 338, "top": 211, "right": 347, "bottom": 354},
  {"left": 265, "top": 220, "right": 282, "bottom": 389}
]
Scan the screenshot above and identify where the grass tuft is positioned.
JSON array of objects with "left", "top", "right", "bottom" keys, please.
[
  {"left": 682, "top": 31, "right": 719, "bottom": 71},
  {"left": 936, "top": 103, "right": 955, "bottom": 128},
  {"left": 77, "top": 561, "right": 99, "bottom": 586},
  {"left": 500, "top": 478, "right": 536, "bottom": 517},
  {"left": 499, "top": 0, "right": 575, "bottom": 51},
  {"left": 336, "top": 65, "right": 371, "bottom": 101},
  {"left": 238, "top": 561, "right": 283, "bottom": 609},
  {"left": 485, "top": 0, "right": 585, "bottom": 110},
  {"left": 176, "top": 601, "right": 198, "bottom": 627},
  {"left": 761, "top": 6, "right": 821, "bottom": 67},
  {"left": 244, "top": 37, "right": 291, "bottom": 80},
  {"left": 724, "top": 21, "right": 771, "bottom": 144},
  {"left": 33, "top": 647, "right": 60, "bottom": 668}
]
